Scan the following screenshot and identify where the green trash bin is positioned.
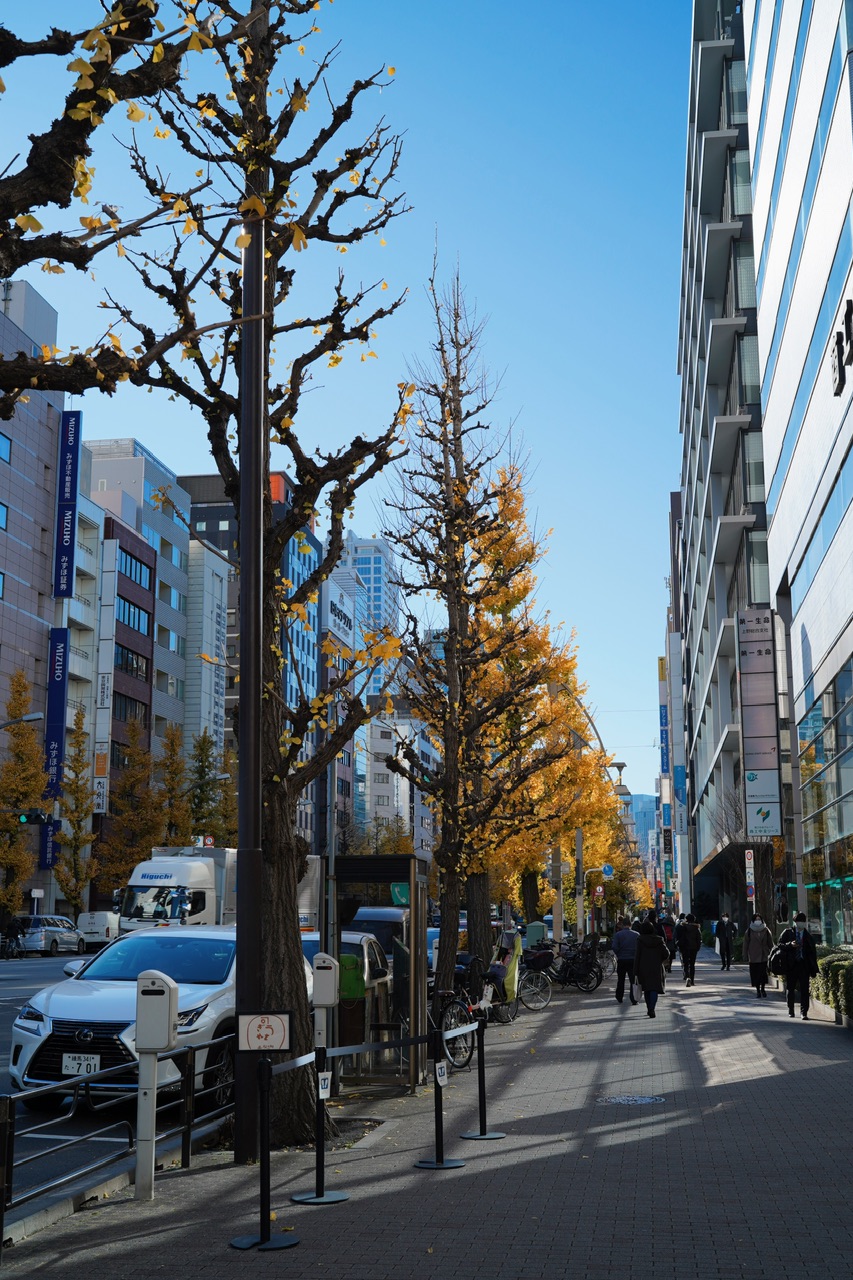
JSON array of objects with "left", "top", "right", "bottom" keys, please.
[{"left": 525, "top": 921, "right": 547, "bottom": 947}]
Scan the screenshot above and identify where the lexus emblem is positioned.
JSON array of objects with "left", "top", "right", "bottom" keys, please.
[{"left": 75, "top": 1028, "right": 94, "bottom": 1045}]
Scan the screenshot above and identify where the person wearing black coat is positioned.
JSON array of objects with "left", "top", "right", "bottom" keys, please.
[
  {"left": 714, "top": 913, "right": 736, "bottom": 970},
  {"left": 778, "top": 912, "right": 818, "bottom": 1019},
  {"left": 633, "top": 921, "right": 668, "bottom": 1018}
]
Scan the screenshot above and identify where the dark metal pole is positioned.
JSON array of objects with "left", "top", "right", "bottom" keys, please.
[{"left": 235, "top": 206, "right": 265, "bottom": 1165}]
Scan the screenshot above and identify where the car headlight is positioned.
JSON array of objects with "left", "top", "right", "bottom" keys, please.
[
  {"left": 16, "top": 1003, "right": 45, "bottom": 1030},
  {"left": 177, "top": 1004, "right": 209, "bottom": 1030}
]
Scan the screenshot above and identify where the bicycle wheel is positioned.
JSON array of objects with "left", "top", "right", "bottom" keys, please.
[
  {"left": 519, "top": 970, "right": 552, "bottom": 1011},
  {"left": 493, "top": 994, "right": 519, "bottom": 1023},
  {"left": 574, "top": 963, "right": 603, "bottom": 993},
  {"left": 440, "top": 999, "right": 475, "bottom": 1069},
  {"left": 599, "top": 950, "right": 616, "bottom": 977}
]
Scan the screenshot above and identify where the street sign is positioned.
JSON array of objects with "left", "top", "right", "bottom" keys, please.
[
  {"left": 602, "top": 864, "right": 614, "bottom": 880},
  {"left": 390, "top": 883, "right": 410, "bottom": 906},
  {"left": 745, "top": 847, "right": 755, "bottom": 887},
  {"left": 594, "top": 885, "right": 604, "bottom": 898}
]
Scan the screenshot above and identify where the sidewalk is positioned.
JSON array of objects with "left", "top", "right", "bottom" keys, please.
[{"left": 3, "top": 951, "right": 853, "bottom": 1280}]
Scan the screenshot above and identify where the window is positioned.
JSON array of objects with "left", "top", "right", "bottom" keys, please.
[
  {"left": 0, "top": 433, "right": 9, "bottom": 464},
  {"left": 379, "top": 730, "right": 392, "bottom": 740},
  {"left": 118, "top": 548, "right": 151, "bottom": 589},
  {"left": 113, "top": 692, "right": 148, "bottom": 726},
  {"left": 337, "top": 778, "right": 351, "bottom": 797},
  {"left": 375, "top": 795, "right": 390, "bottom": 806},
  {"left": 339, "top": 749, "right": 351, "bottom": 766},
  {"left": 373, "top": 771, "right": 389, "bottom": 784},
  {"left": 0, "top": 571, "right": 4, "bottom": 598},
  {"left": 0, "top": 502, "right": 7, "bottom": 531},
  {"left": 116, "top": 595, "right": 151, "bottom": 635},
  {"left": 114, "top": 643, "right": 149, "bottom": 681}
]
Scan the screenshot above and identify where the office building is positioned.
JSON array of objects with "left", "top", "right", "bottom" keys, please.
[
  {"left": 676, "top": 0, "right": 785, "bottom": 918},
  {"left": 746, "top": 0, "right": 853, "bottom": 939}
]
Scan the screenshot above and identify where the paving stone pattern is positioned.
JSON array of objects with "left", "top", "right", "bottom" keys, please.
[{"left": 2, "top": 949, "right": 852, "bottom": 1280}]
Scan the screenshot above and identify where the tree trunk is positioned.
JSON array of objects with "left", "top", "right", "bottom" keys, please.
[
  {"left": 436, "top": 870, "right": 462, "bottom": 1001},
  {"left": 466, "top": 870, "right": 493, "bottom": 981},
  {"left": 521, "top": 870, "right": 542, "bottom": 926},
  {"left": 262, "top": 797, "right": 320, "bottom": 1145}
]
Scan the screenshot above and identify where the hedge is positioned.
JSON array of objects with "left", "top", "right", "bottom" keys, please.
[{"left": 812, "top": 946, "right": 853, "bottom": 1020}]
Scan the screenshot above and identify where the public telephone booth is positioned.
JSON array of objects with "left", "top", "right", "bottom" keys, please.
[{"left": 322, "top": 853, "right": 429, "bottom": 1089}]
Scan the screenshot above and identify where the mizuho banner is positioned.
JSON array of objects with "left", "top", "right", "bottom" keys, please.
[{"left": 53, "top": 410, "right": 81, "bottom": 598}]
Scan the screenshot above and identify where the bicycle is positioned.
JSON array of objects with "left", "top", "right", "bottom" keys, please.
[
  {"left": 597, "top": 939, "right": 617, "bottom": 978},
  {"left": 395, "top": 982, "right": 476, "bottom": 1071},
  {"left": 518, "top": 945, "right": 554, "bottom": 1010},
  {"left": 2, "top": 934, "right": 25, "bottom": 960},
  {"left": 455, "top": 953, "right": 520, "bottom": 1024},
  {"left": 549, "top": 939, "right": 603, "bottom": 992}
]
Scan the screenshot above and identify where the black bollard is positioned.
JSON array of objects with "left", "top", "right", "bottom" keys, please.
[
  {"left": 230, "top": 1056, "right": 300, "bottom": 1250},
  {"left": 291, "top": 1048, "right": 349, "bottom": 1205},
  {"left": 415, "top": 1026, "right": 464, "bottom": 1170},
  {"left": 460, "top": 1015, "right": 505, "bottom": 1140}
]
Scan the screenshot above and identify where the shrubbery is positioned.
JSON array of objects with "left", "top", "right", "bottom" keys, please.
[{"left": 812, "top": 946, "right": 853, "bottom": 1019}]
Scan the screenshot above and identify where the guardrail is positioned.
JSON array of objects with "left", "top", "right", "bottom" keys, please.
[{"left": 0, "top": 1032, "right": 233, "bottom": 1259}]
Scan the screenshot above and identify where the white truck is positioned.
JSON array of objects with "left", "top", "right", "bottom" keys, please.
[{"left": 119, "top": 847, "right": 321, "bottom": 933}]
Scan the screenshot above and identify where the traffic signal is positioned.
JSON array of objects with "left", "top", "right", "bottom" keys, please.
[{"left": 16, "top": 809, "right": 47, "bottom": 825}]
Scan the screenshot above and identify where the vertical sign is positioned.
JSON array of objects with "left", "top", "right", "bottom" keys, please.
[
  {"left": 40, "top": 628, "right": 69, "bottom": 869},
  {"left": 745, "top": 847, "right": 755, "bottom": 903},
  {"left": 737, "top": 611, "right": 782, "bottom": 837},
  {"left": 53, "top": 410, "right": 81, "bottom": 598}
]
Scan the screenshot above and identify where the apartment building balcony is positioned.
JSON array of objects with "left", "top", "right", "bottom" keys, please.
[
  {"left": 709, "top": 413, "right": 750, "bottom": 478},
  {"left": 692, "top": 39, "right": 735, "bottom": 133},
  {"left": 697, "top": 129, "right": 738, "bottom": 216},
  {"left": 712, "top": 511, "right": 755, "bottom": 565},
  {"left": 706, "top": 314, "right": 746, "bottom": 389},
  {"left": 702, "top": 222, "right": 742, "bottom": 302}
]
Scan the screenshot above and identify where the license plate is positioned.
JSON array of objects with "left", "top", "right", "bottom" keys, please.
[{"left": 61, "top": 1053, "right": 100, "bottom": 1076}]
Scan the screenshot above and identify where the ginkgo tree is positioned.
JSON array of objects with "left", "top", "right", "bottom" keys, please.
[{"left": 1, "top": 2, "right": 411, "bottom": 1144}]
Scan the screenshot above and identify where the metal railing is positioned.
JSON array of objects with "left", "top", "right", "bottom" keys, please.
[{"left": 0, "top": 1032, "right": 233, "bottom": 1258}]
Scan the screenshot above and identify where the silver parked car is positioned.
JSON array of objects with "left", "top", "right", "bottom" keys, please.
[{"left": 15, "top": 915, "right": 86, "bottom": 956}]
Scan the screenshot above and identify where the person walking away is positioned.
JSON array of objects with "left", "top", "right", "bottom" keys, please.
[
  {"left": 681, "top": 913, "right": 702, "bottom": 986},
  {"left": 646, "top": 910, "right": 672, "bottom": 973},
  {"left": 778, "top": 912, "right": 818, "bottom": 1019},
  {"left": 660, "top": 913, "right": 677, "bottom": 973},
  {"left": 715, "top": 912, "right": 736, "bottom": 970},
  {"left": 634, "top": 921, "right": 667, "bottom": 1017},
  {"left": 673, "top": 913, "right": 687, "bottom": 976},
  {"left": 612, "top": 917, "right": 639, "bottom": 1005},
  {"left": 742, "top": 913, "right": 773, "bottom": 998}
]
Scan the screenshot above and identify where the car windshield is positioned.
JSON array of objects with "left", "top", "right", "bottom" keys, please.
[{"left": 78, "top": 933, "right": 235, "bottom": 985}]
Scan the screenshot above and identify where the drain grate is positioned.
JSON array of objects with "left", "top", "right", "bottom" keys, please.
[{"left": 596, "top": 1095, "right": 666, "bottom": 1106}]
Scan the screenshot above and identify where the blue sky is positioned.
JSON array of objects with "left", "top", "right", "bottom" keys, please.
[{"left": 12, "top": 2, "right": 693, "bottom": 794}]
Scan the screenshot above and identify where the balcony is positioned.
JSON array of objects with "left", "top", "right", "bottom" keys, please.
[
  {"left": 709, "top": 413, "right": 750, "bottom": 478},
  {"left": 697, "top": 129, "right": 738, "bottom": 215},
  {"left": 702, "top": 222, "right": 742, "bottom": 302},
  {"left": 693, "top": 39, "right": 735, "bottom": 133},
  {"left": 712, "top": 512, "right": 755, "bottom": 565},
  {"left": 706, "top": 314, "right": 746, "bottom": 388}
]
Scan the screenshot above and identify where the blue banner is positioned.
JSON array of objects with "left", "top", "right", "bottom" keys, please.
[
  {"left": 660, "top": 727, "right": 670, "bottom": 776},
  {"left": 662, "top": 803, "right": 672, "bottom": 828},
  {"left": 53, "top": 410, "right": 81, "bottom": 598},
  {"left": 674, "top": 764, "right": 686, "bottom": 806},
  {"left": 659, "top": 704, "right": 669, "bottom": 728},
  {"left": 40, "top": 628, "right": 69, "bottom": 869}
]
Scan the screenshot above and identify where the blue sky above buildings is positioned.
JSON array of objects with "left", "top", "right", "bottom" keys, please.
[{"left": 11, "top": 3, "right": 693, "bottom": 792}]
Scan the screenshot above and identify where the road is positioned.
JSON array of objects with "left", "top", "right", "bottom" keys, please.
[{"left": 0, "top": 952, "right": 141, "bottom": 1218}]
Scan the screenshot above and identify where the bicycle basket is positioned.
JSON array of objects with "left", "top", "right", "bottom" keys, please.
[{"left": 523, "top": 949, "right": 552, "bottom": 972}]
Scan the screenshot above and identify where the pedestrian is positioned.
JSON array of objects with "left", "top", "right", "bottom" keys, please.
[
  {"left": 633, "top": 921, "right": 667, "bottom": 1017},
  {"left": 742, "top": 912, "right": 773, "bottom": 998},
  {"left": 3, "top": 915, "right": 22, "bottom": 960},
  {"left": 611, "top": 916, "right": 639, "bottom": 1005},
  {"left": 715, "top": 911, "right": 736, "bottom": 970},
  {"left": 646, "top": 909, "right": 672, "bottom": 972},
  {"left": 659, "top": 912, "right": 677, "bottom": 972},
  {"left": 631, "top": 917, "right": 642, "bottom": 934},
  {"left": 778, "top": 911, "right": 818, "bottom": 1019},
  {"left": 680, "top": 913, "right": 702, "bottom": 986}
]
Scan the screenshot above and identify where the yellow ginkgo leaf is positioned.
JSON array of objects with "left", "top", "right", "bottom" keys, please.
[
  {"left": 152, "top": 43, "right": 164, "bottom": 63},
  {"left": 126, "top": 102, "right": 145, "bottom": 123},
  {"left": 387, "top": 66, "right": 396, "bottom": 75},
  {"left": 235, "top": 232, "right": 252, "bottom": 248},
  {"left": 239, "top": 195, "right": 266, "bottom": 217},
  {"left": 15, "top": 214, "right": 43, "bottom": 233},
  {"left": 291, "top": 225, "right": 308, "bottom": 252}
]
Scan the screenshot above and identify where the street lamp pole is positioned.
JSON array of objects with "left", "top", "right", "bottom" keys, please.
[{"left": 0, "top": 714, "right": 43, "bottom": 732}]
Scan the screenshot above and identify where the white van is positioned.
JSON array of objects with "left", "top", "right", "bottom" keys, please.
[{"left": 77, "top": 911, "right": 120, "bottom": 951}]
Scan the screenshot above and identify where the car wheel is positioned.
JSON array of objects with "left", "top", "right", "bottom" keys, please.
[
  {"left": 49, "top": 940, "right": 59, "bottom": 956},
  {"left": 77, "top": 939, "right": 85, "bottom": 954},
  {"left": 202, "top": 1033, "right": 235, "bottom": 1112}
]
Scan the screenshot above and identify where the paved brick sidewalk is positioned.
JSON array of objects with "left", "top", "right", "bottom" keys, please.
[{"left": 2, "top": 952, "right": 853, "bottom": 1280}]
